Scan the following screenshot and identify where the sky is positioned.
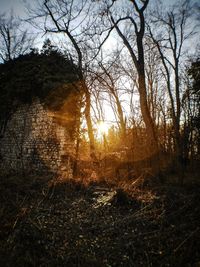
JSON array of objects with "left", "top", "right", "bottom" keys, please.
[
  {"left": 0, "top": 0, "right": 24, "bottom": 14},
  {"left": 0, "top": 0, "right": 199, "bottom": 129},
  {"left": 1, "top": 0, "right": 199, "bottom": 17}
]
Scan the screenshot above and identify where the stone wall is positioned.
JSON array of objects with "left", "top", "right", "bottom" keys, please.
[{"left": 0, "top": 99, "right": 75, "bottom": 176}]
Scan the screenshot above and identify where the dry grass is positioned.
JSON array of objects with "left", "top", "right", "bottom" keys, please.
[{"left": 0, "top": 170, "right": 200, "bottom": 267}]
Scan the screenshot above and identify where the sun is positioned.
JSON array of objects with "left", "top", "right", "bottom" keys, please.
[{"left": 97, "top": 121, "right": 108, "bottom": 138}]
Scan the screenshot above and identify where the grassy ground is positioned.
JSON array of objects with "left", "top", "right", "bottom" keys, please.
[{"left": 0, "top": 173, "right": 200, "bottom": 267}]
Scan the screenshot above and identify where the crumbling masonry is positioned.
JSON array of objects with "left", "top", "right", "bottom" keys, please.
[{"left": 0, "top": 99, "right": 75, "bottom": 176}]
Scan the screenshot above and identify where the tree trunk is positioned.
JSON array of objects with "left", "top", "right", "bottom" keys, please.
[
  {"left": 138, "top": 72, "right": 158, "bottom": 154},
  {"left": 137, "top": 31, "right": 158, "bottom": 153},
  {"left": 113, "top": 93, "right": 126, "bottom": 140},
  {"left": 83, "top": 85, "right": 97, "bottom": 161}
]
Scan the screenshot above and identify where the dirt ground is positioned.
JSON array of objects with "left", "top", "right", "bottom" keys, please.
[{"left": 0, "top": 174, "right": 200, "bottom": 267}]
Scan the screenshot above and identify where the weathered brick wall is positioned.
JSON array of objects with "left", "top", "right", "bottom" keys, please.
[{"left": 0, "top": 99, "right": 75, "bottom": 176}]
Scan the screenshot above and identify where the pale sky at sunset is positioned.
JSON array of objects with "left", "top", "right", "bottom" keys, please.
[
  {"left": 1, "top": 0, "right": 199, "bottom": 14},
  {"left": 0, "top": 0, "right": 199, "bottom": 126}
]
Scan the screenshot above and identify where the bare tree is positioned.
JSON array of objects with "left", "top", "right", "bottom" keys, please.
[
  {"left": 28, "top": 0, "right": 98, "bottom": 160},
  {"left": 90, "top": 58, "right": 127, "bottom": 140},
  {"left": 148, "top": 0, "right": 197, "bottom": 170},
  {"left": 0, "top": 12, "right": 33, "bottom": 62},
  {"left": 97, "top": 0, "right": 158, "bottom": 154}
]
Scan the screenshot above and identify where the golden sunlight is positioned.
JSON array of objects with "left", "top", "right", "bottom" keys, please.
[{"left": 97, "top": 121, "right": 109, "bottom": 139}]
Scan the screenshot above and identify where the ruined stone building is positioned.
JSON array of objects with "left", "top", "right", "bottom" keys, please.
[
  {"left": 0, "top": 45, "right": 82, "bottom": 175},
  {"left": 0, "top": 99, "right": 77, "bottom": 175}
]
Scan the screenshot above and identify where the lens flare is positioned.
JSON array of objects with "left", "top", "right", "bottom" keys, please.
[{"left": 97, "top": 121, "right": 108, "bottom": 139}]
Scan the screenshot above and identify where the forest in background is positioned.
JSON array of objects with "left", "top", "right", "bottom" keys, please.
[
  {"left": 0, "top": 1, "right": 200, "bottom": 266},
  {"left": 0, "top": 0, "right": 199, "bottom": 184}
]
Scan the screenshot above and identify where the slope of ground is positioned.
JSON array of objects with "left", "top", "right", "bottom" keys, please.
[{"left": 0, "top": 174, "right": 200, "bottom": 267}]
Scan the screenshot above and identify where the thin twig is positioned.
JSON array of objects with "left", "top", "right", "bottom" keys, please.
[{"left": 174, "top": 227, "right": 199, "bottom": 253}]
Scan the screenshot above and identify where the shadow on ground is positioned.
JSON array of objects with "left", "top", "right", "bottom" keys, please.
[{"left": 0, "top": 174, "right": 200, "bottom": 267}]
